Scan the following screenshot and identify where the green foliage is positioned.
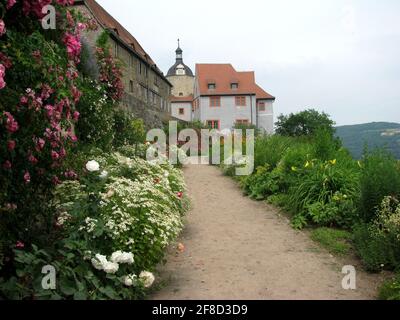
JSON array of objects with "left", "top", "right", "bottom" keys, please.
[
  {"left": 254, "top": 135, "right": 295, "bottom": 169},
  {"left": 113, "top": 109, "right": 146, "bottom": 147},
  {"left": 240, "top": 165, "right": 283, "bottom": 200},
  {"left": 75, "top": 78, "right": 115, "bottom": 150},
  {"left": 359, "top": 150, "right": 400, "bottom": 222},
  {"left": 310, "top": 228, "right": 352, "bottom": 256},
  {"left": 275, "top": 109, "right": 335, "bottom": 137},
  {"left": 288, "top": 158, "right": 360, "bottom": 229},
  {"left": 354, "top": 196, "right": 400, "bottom": 272},
  {"left": 312, "top": 128, "right": 342, "bottom": 161},
  {"left": 379, "top": 273, "right": 400, "bottom": 300}
]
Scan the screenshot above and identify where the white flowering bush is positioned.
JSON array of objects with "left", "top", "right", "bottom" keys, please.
[
  {"left": 44, "top": 148, "right": 189, "bottom": 299},
  {"left": 1, "top": 146, "right": 188, "bottom": 300}
]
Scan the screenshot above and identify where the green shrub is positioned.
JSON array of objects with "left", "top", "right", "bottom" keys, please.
[
  {"left": 113, "top": 109, "right": 145, "bottom": 147},
  {"left": 353, "top": 223, "right": 394, "bottom": 272},
  {"left": 288, "top": 158, "right": 360, "bottom": 229},
  {"left": 254, "top": 135, "right": 296, "bottom": 169},
  {"left": 354, "top": 196, "right": 400, "bottom": 271},
  {"left": 240, "top": 164, "right": 283, "bottom": 200},
  {"left": 379, "top": 274, "right": 400, "bottom": 300},
  {"left": 75, "top": 78, "right": 116, "bottom": 150},
  {"left": 310, "top": 227, "right": 352, "bottom": 256},
  {"left": 359, "top": 150, "right": 400, "bottom": 223},
  {"left": 312, "top": 128, "right": 341, "bottom": 161}
]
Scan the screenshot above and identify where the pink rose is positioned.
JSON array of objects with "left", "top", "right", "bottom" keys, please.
[
  {"left": 24, "top": 171, "right": 31, "bottom": 184},
  {"left": 51, "top": 150, "right": 60, "bottom": 160},
  {"left": 7, "top": 0, "right": 17, "bottom": 10},
  {"left": 0, "top": 64, "right": 6, "bottom": 89},
  {"left": 3, "top": 160, "right": 12, "bottom": 170},
  {"left": 16, "top": 241, "right": 25, "bottom": 249},
  {"left": 7, "top": 140, "right": 16, "bottom": 151},
  {"left": 73, "top": 111, "right": 80, "bottom": 121},
  {"left": 0, "top": 20, "right": 6, "bottom": 37}
]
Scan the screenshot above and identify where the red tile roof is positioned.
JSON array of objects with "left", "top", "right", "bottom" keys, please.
[
  {"left": 170, "top": 95, "right": 194, "bottom": 103},
  {"left": 196, "top": 64, "right": 275, "bottom": 100},
  {"left": 77, "top": 0, "right": 163, "bottom": 75}
]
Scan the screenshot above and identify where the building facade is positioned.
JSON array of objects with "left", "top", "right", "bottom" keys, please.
[
  {"left": 74, "top": 0, "right": 172, "bottom": 128},
  {"left": 166, "top": 46, "right": 275, "bottom": 133},
  {"left": 194, "top": 64, "right": 275, "bottom": 133},
  {"left": 166, "top": 42, "right": 195, "bottom": 122}
]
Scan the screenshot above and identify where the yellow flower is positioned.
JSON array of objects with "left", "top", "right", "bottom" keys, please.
[
  {"left": 305, "top": 161, "right": 310, "bottom": 168},
  {"left": 330, "top": 159, "right": 337, "bottom": 165},
  {"left": 291, "top": 166, "right": 297, "bottom": 172}
]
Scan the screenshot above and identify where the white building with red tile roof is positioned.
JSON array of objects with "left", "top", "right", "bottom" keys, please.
[
  {"left": 166, "top": 46, "right": 275, "bottom": 132},
  {"left": 193, "top": 64, "right": 275, "bottom": 133}
]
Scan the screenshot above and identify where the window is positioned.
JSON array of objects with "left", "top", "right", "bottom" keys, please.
[
  {"left": 139, "top": 62, "right": 142, "bottom": 75},
  {"left": 208, "top": 83, "right": 216, "bottom": 90},
  {"left": 179, "top": 108, "right": 185, "bottom": 115},
  {"left": 231, "top": 83, "right": 238, "bottom": 90},
  {"left": 179, "top": 92, "right": 183, "bottom": 96},
  {"left": 113, "top": 42, "right": 119, "bottom": 57},
  {"left": 154, "top": 75, "right": 159, "bottom": 87},
  {"left": 129, "top": 80, "right": 134, "bottom": 93},
  {"left": 210, "top": 96, "right": 221, "bottom": 107},
  {"left": 207, "top": 120, "right": 220, "bottom": 130},
  {"left": 235, "top": 96, "right": 246, "bottom": 106},
  {"left": 258, "top": 102, "right": 266, "bottom": 111},
  {"left": 236, "top": 119, "right": 249, "bottom": 125}
]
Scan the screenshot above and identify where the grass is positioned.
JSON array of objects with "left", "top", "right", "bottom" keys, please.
[{"left": 310, "top": 227, "right": 353, "bottom": 256}]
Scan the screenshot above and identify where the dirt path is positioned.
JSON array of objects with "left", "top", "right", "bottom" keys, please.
[{"left": 151, "top": 164, "right": 385, "bottom": 300}]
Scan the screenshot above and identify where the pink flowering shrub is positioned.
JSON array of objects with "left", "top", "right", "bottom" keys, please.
[
  {"left": 95, "top": 31, "right": 124, "bottom": 101},
  {"left": 0, "top": 0, "right": 88, "bottom": 277}
]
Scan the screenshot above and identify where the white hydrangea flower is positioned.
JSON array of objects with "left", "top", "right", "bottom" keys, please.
[
  {"left": 139, "top": 271, "right": 155, "bottom": 288},
  {"left": 111, "top": 251, "right": 134, "bottom": 265},
  {"left": 103, "top": 261, "right": 119, "bottom": 274},
  {"left": 123, "top": 274, "right": 137, "bottom": 287},
  {"left": 91, "top": 254, "right": 108, "bottom": 271},
  {"left": 86, "top": 160, "right": 100, "bottom": 172}
]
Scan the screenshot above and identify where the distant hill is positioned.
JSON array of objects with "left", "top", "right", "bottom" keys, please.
[{"left": 335, "top": 122, "right": 400, "bottom": 159}]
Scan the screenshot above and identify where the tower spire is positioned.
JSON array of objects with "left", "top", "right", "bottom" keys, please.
[{"left": 175, "top": 38, "right": 183, "bottom": 61}]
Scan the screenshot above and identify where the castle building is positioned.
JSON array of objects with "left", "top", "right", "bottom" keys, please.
[
  {"left": 73, "top": 0, "right": 173, "bottom": 128},
  {"left": 194, "top": 64, "right": 275, "bottom": 134},
  {"left": 166, "top": 41, "right": 195, "bottom": 122},
  {"left": 166, "top": 43, "right": 276, "bottom": 133}
]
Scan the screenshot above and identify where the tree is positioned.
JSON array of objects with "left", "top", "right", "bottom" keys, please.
[{"left": 275, "top": 109, "right": 335, "bottom": 137}]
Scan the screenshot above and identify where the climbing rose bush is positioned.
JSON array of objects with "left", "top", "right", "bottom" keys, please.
[{"left": 0, "top": 0, "right": 95, "bottom": 288}]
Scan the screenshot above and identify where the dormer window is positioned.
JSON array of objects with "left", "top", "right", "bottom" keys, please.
[
  {"left": 231, "top": 83, "right": 238, "bottom": 90},
  {"left": 208, "top": 83, "right": 216, "bottom": 90},
  {"left": 176, "top": 64, "right": 185, "bottom": 75}
]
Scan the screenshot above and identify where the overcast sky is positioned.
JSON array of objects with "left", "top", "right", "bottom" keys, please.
[{"left": 98, "top": 0, "right": 400, "bottom": 126}]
